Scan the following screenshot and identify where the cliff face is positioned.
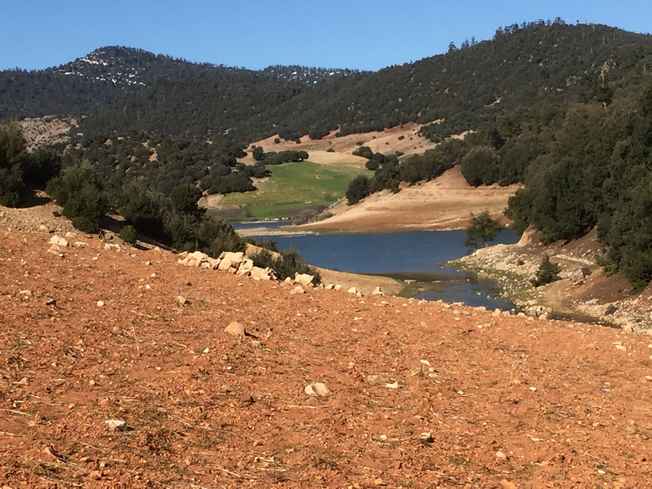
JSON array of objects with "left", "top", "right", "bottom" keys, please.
[{"left": 1, "top": 215, "right": 651, "bottom": 487}]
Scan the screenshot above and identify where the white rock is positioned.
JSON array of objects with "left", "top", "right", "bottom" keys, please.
[
  {"left": 218, "top": 252, "right": 244, "bottom": 271},
  {"left": 105, "top": 419, "right": 128, "bottom": 431},
  {"left": 49, "top": 235, "right": 68, "bottom": 248},
  {"left": 294, "top": 273, "right": 315, "bottom": 287},
  {"left": 224, "top": 321, "right": 246, "bottom": 337},
  {"left": 237, "top": 258, "right": 255, "bottom": 276},
  {"left": 290, "top": 285, "right": 305, "bottom": 295},
  {"left": 304, "top": 382, "right": 330, "bottom": 397},
  {"left": 250, "top": 266, "right": 273, "bottom": 281},
  {"left": 371, "top": 286, "right": 384, "bottom": 296}
]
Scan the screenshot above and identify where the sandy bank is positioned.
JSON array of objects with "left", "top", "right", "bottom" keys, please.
[{"left": 293, "top": 166, "right": 519, "bottom": 233}]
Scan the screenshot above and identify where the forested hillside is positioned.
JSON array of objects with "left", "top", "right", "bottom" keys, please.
[
  {"left": 2, "top": 19, "right": 652, "bottom": 287},
  {"left": 3, "top": 20, "right": 652, "bottom": 142}
]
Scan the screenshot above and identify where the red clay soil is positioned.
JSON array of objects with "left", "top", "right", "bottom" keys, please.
[{"left": 1, "top": 230, "right": 652, "bottom": 488}]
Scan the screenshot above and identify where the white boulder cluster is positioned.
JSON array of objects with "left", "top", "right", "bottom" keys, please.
[
  {"left": 177, "top": 249, "right": 385, "bottom": 297},
  {"left": 177, "top": 250, "right": 275, "bottom": 281}
]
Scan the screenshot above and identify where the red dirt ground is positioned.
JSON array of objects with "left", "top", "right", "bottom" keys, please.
[{"left": 1, "top": 230, "right": 651, "bottom": 488}]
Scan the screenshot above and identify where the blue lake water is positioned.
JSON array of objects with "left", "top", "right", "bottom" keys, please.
[{"left": 240, "top": 227, "right": 520, "bottom": 310}]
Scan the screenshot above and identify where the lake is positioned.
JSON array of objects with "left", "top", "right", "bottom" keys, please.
[{"left": 239, "top": 226, "right": 520, "bottom": 310}]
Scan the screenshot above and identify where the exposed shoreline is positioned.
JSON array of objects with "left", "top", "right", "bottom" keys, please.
[{"left": 452, "top": 230, "right": 652, "bottom": 333}]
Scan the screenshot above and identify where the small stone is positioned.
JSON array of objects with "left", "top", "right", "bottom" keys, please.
[
  {"left": 96, "top": 300, "right": 105, "bottom": 307},
  {"left": 48, "top": 235, "right": 68, "bottom": 248},
  {"left": 45, "top": 297, "right": 56, "bottom": 306},
  {"left": 105, "top": 419, "right": 128, "bottom": 432},
  {"left": 419, "top": 432, "right": 433, "bottom": 444},
  {"left": 290, "top": 285, "right": 305, "bottom": 295},
  {"left": 496, "top": 450, "right": 507, "bottom": 461},
  {"left": 304, "top": 382, "right": 330, "bottom": 397},
  {"left": 384, "top": 381, "right": 400, "bottom": 390},
  {"left": 224, "top": 321, "right": 246, "bottom": 337},
  {"left": 176, "top": 295, "right": 189, "bottom": 307}
]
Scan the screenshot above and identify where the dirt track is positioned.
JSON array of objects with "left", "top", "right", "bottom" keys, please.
[{"left": 2, "top": 229, "right": 652, "bottom": 488}]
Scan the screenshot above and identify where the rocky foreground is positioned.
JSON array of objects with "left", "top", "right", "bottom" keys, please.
[{"left": 1, "top": 228, "right": 652, "bottom": 488}]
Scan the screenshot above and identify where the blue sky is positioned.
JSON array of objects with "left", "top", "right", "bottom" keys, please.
[{"left": 2, "top": 1, "right": 652, "bottom": 71}]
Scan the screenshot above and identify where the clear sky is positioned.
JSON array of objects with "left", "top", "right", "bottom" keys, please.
[{"left": 2, "top": 1, "right": 652, "bottom": 71}]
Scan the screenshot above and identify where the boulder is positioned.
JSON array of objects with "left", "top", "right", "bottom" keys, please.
[
  {"left": 237, "top": 258, "right": 255, "bottom": 276},
  {"left": 48, "top": 235, "right": 68, "bottom": 248},
  {"left": 347, "top": 287, "right": 363, "bottom": 297},
  {"left": 224, "top": 321, "right": 246, "bottom": 337},
  {"left": 250, "top": 266, "right": 273, "bottom": 281},
  {"left": 178, "top": 251, "right": 210, "bottom": 268},
  {"left": 304, "top": 382, "right": 330, "bottom": 397},
  {"left": 290, "top": 285, "right": 305, "bottom": 295},
  {"left": 294, "top": 273, "right": 315, "bottom": 287},
  {"left": 218, "top": 252, "right": 244, "bottom": 271}
]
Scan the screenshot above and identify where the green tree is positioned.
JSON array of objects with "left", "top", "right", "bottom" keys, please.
[
  {"left": 465, "top": 212, "right": 501, "bottom": 248},
  {"left": 532, "top": 256, "right": 561, "bottom": 287},
  {"left": 346, "top": 175, "right": 370, "bottom": 205}
]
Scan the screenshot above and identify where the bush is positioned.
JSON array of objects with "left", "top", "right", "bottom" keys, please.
[
  {"left": 47, "top": 163, "right": 109, "bottom": 233},
  {"left": 252, "top": 146, "right": 265, "bottom": 161},
  {"left": 532, "top": 256, "right": 561, "bottom": 287},
  {"left": 465, "top": 212, "right": 500, "bottom": 248},
  {"left": 460, "top": 146, "right": 499, "bottom": 186},
  {"left": 119, "top": 225, "right": 138, "bottom": 245},
  {"left": 346, "top": 175, "right": 371, "bottom": 205},
  {"left": 252, "top": 249, "right": 321, "bottom": 284},
  {"left": 352, "top": 145, "right": 374, "bottom": 159}
]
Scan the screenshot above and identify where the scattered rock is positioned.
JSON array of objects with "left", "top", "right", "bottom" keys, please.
[
  {"left": 250, "top": 266, "right": 274, "bottom": 281},
  {"left": 218, "top": 252, "right": 244, "bottom": 271},
  {"left": 419, "top": 432, "right": 434, "bottom": 444},
  {"left": 96, "top": 301, "right": 105, "bottom": 307},
  {"left": 371, "top": 286, "right": 384, "bottom": 296},
  {"left": 48, "top": 235, "right": 68, "bottom": 248},
  {"left": 294, "top": 273, "right": 315, "bottom": 287},
  {"left": 290, "top": 285, "right": 305, "bottom": 295},
  {"left": 224, "top": 321, "right": 246, "bottom": 337},
  {"left": 304, "top": 382, "right": 330, "bottom": 397},
  {"left": 237, "top": 258, "right": 255, "bottom": 276},
  {"left": 347, "top": 287, "right": 362, "bottom": 297},
  {"left": 496, "top": 450, "right": 508, "bottom": 461},
  {"left": 176, "top": 296, "right": 189, "bottom": 307},
  {"left": 105, "top": 419, "right": 128, "bottom": 432}
]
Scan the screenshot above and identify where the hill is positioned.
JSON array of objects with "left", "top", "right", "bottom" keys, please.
[
  {"left": 4, "top": 21, "right": 652, "bottom": 141},
  {"left": 296, "top": 166, "right": 519, "bottom": 233},
  {"left": 3, "top": 20, "right": 652, "bottom": 288},
  {"left": 2, "top": 223, "right": 652, "bottom": 487}
]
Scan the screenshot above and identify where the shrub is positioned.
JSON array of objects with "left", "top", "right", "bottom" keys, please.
[
  {"left": 353, "top": 145, "right": 374, "bottom": 159},
  {"left": 346, "top": 175, "right": 371, "bottom": 205},
  {"left": 465, "top": 212, "right": 500, "bottom": 248},
  {"left": 119, "top": 225, "right": 138, "bottom": 245},
  {"left": 252, "top": 146, "right": 265, "bottom": 161},
  {"left": 532, "top": 256, "right": 561, "bottom": 287},
  {"left": 47, "top": 163, "right": 109, "bottom": 233},
  {"left": 253, "top": 249, "right": 321, "bottom": 284},
  {"left": 460, "top": 146, "right": 499, "bottom": 186}
]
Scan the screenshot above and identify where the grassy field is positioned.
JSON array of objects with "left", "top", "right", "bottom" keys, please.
[{"left": 220, "top": 161, "right": 370, "bottom": 220}]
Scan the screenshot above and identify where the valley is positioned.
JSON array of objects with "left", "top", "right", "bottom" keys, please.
[{"left": 2, "top": 12, "right": 652, "bottom": 487}]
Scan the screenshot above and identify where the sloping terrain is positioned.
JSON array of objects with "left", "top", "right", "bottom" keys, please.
[
  {"left": 249, "top": 123, "right": 436, "bottom": 163},
  {"left": 297, "top": 167, "right": 519, "bottom": 233},
  {"left": 1, "top": 225, "right": 652, "bottom": 487}
]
